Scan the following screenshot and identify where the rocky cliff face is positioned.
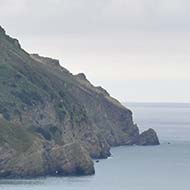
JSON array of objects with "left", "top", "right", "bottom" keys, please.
[
  {"left": 0, "top": 26, "right": 159, "bottom": 178},
  {"left": 0, "top": 119, "right": 94, "bottom": 178}
]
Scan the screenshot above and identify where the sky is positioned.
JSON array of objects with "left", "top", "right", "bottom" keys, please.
[{"left": 0, "top": 0, "right": 190, "bottom": 102}]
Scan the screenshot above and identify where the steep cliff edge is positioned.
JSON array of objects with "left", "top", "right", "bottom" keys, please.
[{"left": 0, "top": 26, "right": 159, "bottom": 178}]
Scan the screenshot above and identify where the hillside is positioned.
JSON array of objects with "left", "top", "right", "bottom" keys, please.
[{"left": 0, "top": 26, "right": 159, "bottom": 178}]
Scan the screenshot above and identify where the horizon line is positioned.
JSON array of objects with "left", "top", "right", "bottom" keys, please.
[{"left": 122, "top": 101, "right": 190, "bottom": 104}]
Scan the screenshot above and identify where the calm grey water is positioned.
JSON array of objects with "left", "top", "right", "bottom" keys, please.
[{"left": 0, "top": 103, "right": 190, "bottom": 190}]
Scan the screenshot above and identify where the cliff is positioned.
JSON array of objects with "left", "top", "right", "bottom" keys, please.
[{"left": 0, "top": 26, "right": 159, "bottom": 178}]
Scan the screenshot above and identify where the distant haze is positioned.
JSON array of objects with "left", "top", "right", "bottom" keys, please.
[{"left": 1, "top": 0, "right": 190, "bottom": 102}]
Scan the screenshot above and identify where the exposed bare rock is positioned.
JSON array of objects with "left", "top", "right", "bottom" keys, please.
[
  {"left": 47, "top": 143, "right": 94, "bottom": 176},
  {"left": 137, "top": 128, "right": 160, "bottom": 146}
]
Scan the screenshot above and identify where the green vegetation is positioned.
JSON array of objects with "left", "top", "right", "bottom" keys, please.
[{"left": 0, "top": 119, "right": 33, "bottom": 152}]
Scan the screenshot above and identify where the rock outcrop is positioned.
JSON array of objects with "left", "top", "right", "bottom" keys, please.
[
  {"left": 137, "top": 128, "right": 160, "bottom": 146},
  {"left": 0, "top": 119, "right": 94, "bottom": 178},
  {"left": 0, "top": 26, "right": 159, "bottom": 178}
]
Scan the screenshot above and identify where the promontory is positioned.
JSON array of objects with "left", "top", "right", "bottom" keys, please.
[{"left": 0, "top": 26, "right": 159, "bottom": 178}]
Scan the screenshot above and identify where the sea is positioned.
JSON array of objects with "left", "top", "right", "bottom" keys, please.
[{"left": 0, "top": 103, "right": 190, "bottom": 190}]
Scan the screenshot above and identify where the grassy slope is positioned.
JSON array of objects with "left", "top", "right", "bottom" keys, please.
[{"left": 0, "top": 118, "right": 33, "bottom": 152}]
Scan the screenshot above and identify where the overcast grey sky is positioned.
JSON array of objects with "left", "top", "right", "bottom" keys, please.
[{"left": 1, "top": 0, "right": 190, "bottom": 102}]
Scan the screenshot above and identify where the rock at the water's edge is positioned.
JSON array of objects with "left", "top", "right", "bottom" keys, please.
[{"left": 137, "top": 128, "right": 160, "bottom": 146}]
